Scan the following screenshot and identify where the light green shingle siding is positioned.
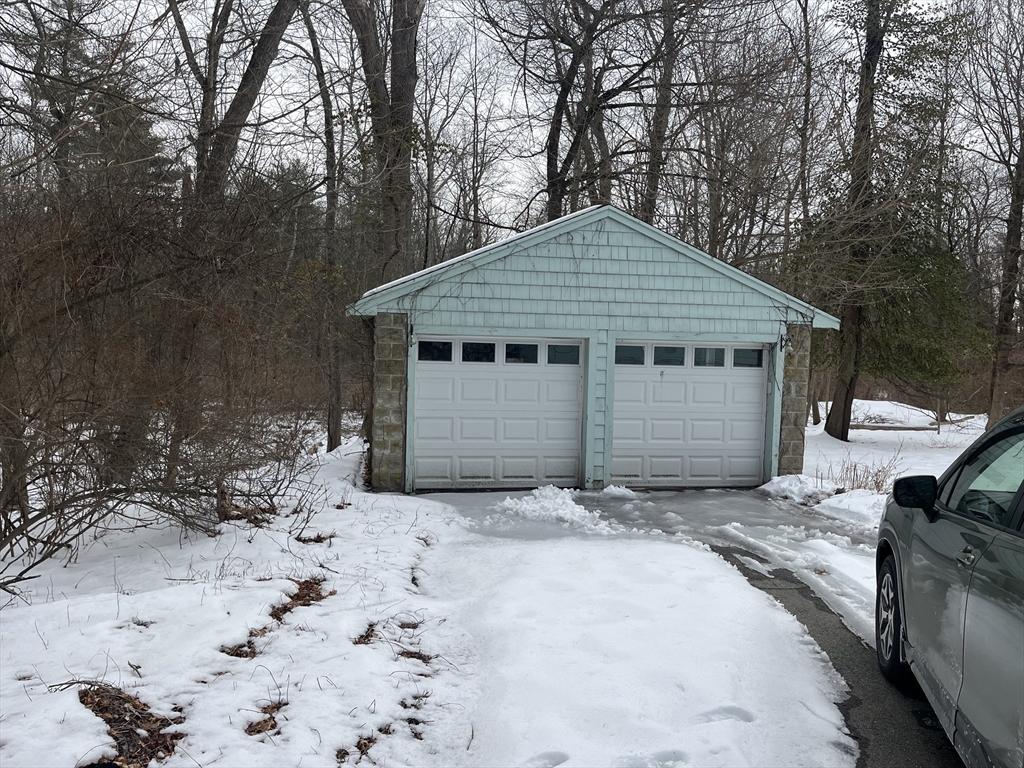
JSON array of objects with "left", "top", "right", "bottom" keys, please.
[{"left": 353, "top": 206, "right": 835, "bottom": 489}]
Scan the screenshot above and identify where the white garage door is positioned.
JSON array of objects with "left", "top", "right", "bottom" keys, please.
[
  {"left": 413, "top": 337, "right": 583, "bottom": 489},
  {"left": 611, "top": 342, "right": 767, "bottom": 487}
]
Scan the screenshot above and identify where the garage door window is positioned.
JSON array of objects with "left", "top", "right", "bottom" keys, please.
[
  {"left": 615, "top": 345, "right": 645, "bottom": 365},
  {"left": 462, "top": 342, "right": 495, "bottom": 363},
  {"left": 419, "top": 340, "right": 452, "bottom": 362},
  {"left": 548, "top": 344, "right": 580, "bottom": 364},
  {"left": 653, "top": 346, "right": 686, "bottom": 366},
  {"left": 505, "top": 343, "right": 538, "bottom": 363},
  {"left": 694, "top": 347, "right": 725, "bottom": 367},
  {"left": 733, "top": 348, "right": 763, "bottom": 368}
]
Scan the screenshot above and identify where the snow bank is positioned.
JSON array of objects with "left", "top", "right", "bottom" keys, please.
[
  {"left": 758, "top": 474, "right": 837, "bottom": 505},
  {"left": 742, "top": 400, "right": 985, "bottom": 643},
  {"left": 813, "top": 489, "right": 887, "bottom": 537},
  {"left": 600, "top": 484, "right": 637, "bottom": 499},
  {"left": 759, "top": 476, "right": 885, "bottom": 539},
  {"left": 494, "top": 486, "right": 613, "bottom": 532}
]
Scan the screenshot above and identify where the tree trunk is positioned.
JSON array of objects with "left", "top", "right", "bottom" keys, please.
[
  {"left": 301, "top": 3, "right": 344, "bottom": 451},
  {"left": 341, "top": 0, "right": 423, "bottom": 276},
  {"left": 987, "top": 145, "right": 1024, "bottom": 427},
  {"left": 194, "top": 0, "right": 301, "bottom": 201},
  {"left": 825, "top": 305, "right": 864, "bottom": 441},
  {"left": 810, "top": 371, "right": 823, "bottom": 425},
  {"left": 638, "top": 0, "right": 677, "bottom": 224},
  {"left": 825, "top": 0, "right": 888, "bottom": 441},
  {"left": 0, "top": 390, "right": 31, "bottom": 524},
  {"left": 164, "top": 0, "right": 302, "bottom": 476}
]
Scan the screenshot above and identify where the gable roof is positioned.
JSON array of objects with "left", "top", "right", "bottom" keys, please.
[{"left": 350, "top": 205, "right": 840, "bottom": 330}]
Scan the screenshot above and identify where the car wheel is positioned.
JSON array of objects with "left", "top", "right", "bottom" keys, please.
[{"left": 876, "top": 555, "right": 909, "bottom": 682}]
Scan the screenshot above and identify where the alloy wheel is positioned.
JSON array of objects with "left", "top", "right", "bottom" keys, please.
[{"left": 878, "top": 571, "right": 896, "bottom": 661}]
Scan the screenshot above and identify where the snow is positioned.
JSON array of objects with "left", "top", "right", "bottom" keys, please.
[
  {"left": 758, "top": 474, "right": 838, "bottom": 506},
  {"left": 805, "top": 401, "right": 985, "bottom": 483},
  {"left": 745, "top": 399, "right": 985, "bottom": 641},
  {"left": 0, "top": 439, "right": 473, "bottom": 768},
  {"left": 430, "top": 535, "right": 855, "bottom": 768},
  {"left": 1, "top": 439, "right": 859, "bottom": 768},
  {"left": 2, "top": 397, "right": 973, "bottom": 767},
  {"left": 601, "top": 484, "right": 638, "bottom": 499},
  {"left": 492, "top": 485, "right": 614, "bottom": 532}
]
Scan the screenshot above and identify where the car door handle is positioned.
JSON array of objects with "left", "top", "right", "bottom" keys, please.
[{"left": 956, "top": 547, "right": 977, "bottom": 568}]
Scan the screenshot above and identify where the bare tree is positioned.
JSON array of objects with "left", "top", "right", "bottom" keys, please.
[
  {"left": 299, "top": 1, "right": 344, "bottom": 451},
  {"left": 340, "top": 0, "right": 425, "bottom": 277},
  {"left": 479, "top": 0, "right": 666, "bottom": 221},
  {"left": 962, "top": 0, "right": 1024, "bottom": 425}
]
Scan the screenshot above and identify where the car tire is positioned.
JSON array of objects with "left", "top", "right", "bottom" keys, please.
[{"left": 876, "top": 554, "right": 909, "bottom": 683}]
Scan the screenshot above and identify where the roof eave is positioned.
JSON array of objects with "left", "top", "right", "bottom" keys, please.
[{"left": 811, "top": 311, "right": 841, "bottom": 330}]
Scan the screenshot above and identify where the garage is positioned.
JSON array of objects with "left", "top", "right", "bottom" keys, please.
[
  {"left": 349, "top": 204, "right": 839, "bottom": 492},
  {"left": 610, "top": 342, "right": 767, "bottom": 486},
  {"left": 412, "top": 337, "right": 584, "bottom": 488}
]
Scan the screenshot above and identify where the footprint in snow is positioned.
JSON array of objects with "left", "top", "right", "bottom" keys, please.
[
  {"left": 521, "top": 751, "right": 569, "bottom": 768},
  {"left": 694, "top": 705, "right": 756, "bottom": 724}
]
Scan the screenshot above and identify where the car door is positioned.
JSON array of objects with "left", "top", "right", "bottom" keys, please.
[
  {"left": 903, "top": 506, "right": 992, "bottom": 735},
  {"left": 903, "top": 428, "right": 1024, "bottom": 737},
  {"left": 954, "top": 430, "right": 1024, "bottom": 768}
]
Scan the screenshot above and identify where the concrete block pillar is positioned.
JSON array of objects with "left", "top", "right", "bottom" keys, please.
[
  {"left": 370, "top": 313, "right": 409, "bottom": 491},
  {"left": 778, "top": 323, "right": 811, "bottom": 475}
]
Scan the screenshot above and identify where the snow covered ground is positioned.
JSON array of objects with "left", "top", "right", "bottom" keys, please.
[
  {"left": 1, "top": 441, "right": 474, "bottom": 768},
  {"left": 758, "top": 400, "right": 985, "bottom": 640},
  {"left": 572, "top": 400, "right": 985, "bottom": 644},
  {"left": 0, "top": 398, "right": 978, "bottom": 767},
  {"left": 2, "top": 443, "right": 859, "bottom": 767}
]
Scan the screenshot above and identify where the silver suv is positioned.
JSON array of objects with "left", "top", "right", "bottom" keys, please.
[{"left": 875, "top": 406, "right": 1023, "bottom": 768}]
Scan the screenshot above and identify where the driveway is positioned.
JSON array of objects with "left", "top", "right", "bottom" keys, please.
[{"left": 428, "top": 488, "right": 964, "bottom": 768}]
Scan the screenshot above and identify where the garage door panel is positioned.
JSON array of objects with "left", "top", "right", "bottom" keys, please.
[
  {"left": 730, "top": 382, "right": 763, "bottom": 406},
  {"left": 650, "top": 419, "right": 685, "bottom": 441},
  {"left": 418, "top": 378, "right": 455, "bottom": 402},
  {"left": 545, "top": 380, "right": 580, "bottom": 402},
  {"left": 415, "top": 457, "right": 453, "bottom": 482},
  {"left": 616, "top": 380, "right": 646, "bottom": 404},
  {"left": 416, "top": 417, "right": 453, "bottom": 441},
  {"left": 651, "top": 382, "right": 686, "bottom": 404},
  {"left": 501, "top": 456, "right": 539, "bottom": 480},
  {"left": 544, "top": 418, "right": 579, "bottom": 441},
  {"left": 689, "top": 455, "right": 724, "bottom": 480},
  {"left": 459, "top": 418, "right": 497, "bottom": 441},
  {"left": 543, "top": 457, "right": 579, "bottom": 481},
  {"left": 613, "top": 418, "right": 644, "bottom": 441},
  {"left": 414, "top": 338, "right": 582, "bottom": 489},
  {"left": 729, "top": 419, "right": 762, "bottom": 442},
  {"left": 649, "top": 456, "right": 684, "bottom": 479},
  {"left": 504, "top": 379, "right": 541, "bottom": 403},
  {"left": 612, "top": 342, "right": 766, "bottom": 487},
  {"left": 690, "top": 419, "right": 725, "bottom": 442},
  {"left": 458, "top": 456, "right": 496, "bottom": 481},
  {"left": 691, "top": 382, "right": 727, "bottom": 406},
  {"left": 611, "top": 455, "right": 643, "bottom": 479},
  {"left": 502, "top": 418, "right": 540, "bottom": 442},
  {"left": 460, "top": 379, "right": 498, "bottom": 403},
  {"left": 728, "top": 455, "right": 762, "bottom": 481}
]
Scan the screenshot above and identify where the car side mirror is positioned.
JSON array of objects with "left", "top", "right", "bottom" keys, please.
[{"left": 893, "top": 475, "right": 938, "bottom": 517}]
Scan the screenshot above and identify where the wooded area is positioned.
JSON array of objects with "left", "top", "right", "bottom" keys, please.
[{"left": 1, "top": 0, "right": 1021, "bottom": 589}]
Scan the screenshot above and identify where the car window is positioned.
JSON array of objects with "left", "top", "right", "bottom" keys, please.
[{"left": 944, "top": 428, "right": 1024, "bottom": 528}]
